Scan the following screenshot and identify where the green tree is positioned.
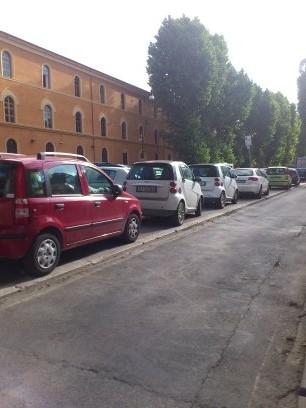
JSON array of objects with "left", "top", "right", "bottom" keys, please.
[{"left": 297, "top": 59, "right": 306, "bottom": 155}]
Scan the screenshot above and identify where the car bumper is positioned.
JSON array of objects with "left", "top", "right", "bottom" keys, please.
[
  {"left": 0, "top": 235, "right": 30, "bottom": 259},
  {"left": 237, "top": 184, "right": 260, "bottom": 194}
]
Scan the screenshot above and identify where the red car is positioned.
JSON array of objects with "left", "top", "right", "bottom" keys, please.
[{"left": 0, "top": 152, "right": 142, "bottom": 276}]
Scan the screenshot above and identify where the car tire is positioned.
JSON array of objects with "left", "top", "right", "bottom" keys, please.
[
  {"left": 122, "top": 213, "right": 140, "bottom": 243},
  {"left": 265, "top": 185, "right": 270, "bottom": 195},
  {"left": 171, "top": 201, "right": 185, "bottom": 226},
  {"left": 23, "top": 233, "right": 61, "bottom": 277},
  {"left": 195, "top": 198, "right": 202, "bottom": 217},
  {"left": 256, "top": 186, "right": 263, "bottom": 199},
  {"left": 217, "top": 192, "right": 226, "bottom": 209},
  {"left": 232, "top": 190, "right": 239, "bottom": 204}
]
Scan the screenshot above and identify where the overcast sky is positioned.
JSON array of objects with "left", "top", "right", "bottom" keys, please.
[{"left": 2, "top": 0, "right": 305, "bottom": 103}]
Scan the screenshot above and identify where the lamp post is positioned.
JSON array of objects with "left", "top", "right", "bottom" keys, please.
[{"left": 245, "top": 134, "right": 253, "bottom": 166}]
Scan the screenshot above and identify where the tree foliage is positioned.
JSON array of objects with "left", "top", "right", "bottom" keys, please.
[{"left": 148, "top": 16, "right": 300, "bottom": 166}]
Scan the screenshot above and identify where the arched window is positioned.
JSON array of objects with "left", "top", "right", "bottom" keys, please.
[
  {"left": 121, "top": 121, "right": 127, "bottom": 139},
  {"left": 122, "top": 152, "right": 128, "bottom": 165},
  {"left": 120, "top": 93, "right": 125, "bottom": 110},
  {"left": 140, "top": 151, "right": 145, "bottom": 159},
  {"left": 2, "top": 51, "right": 12, "bottom": 78},
  {"left": 168, "top": 153, "right": 172, "bottom": 161},
  {"left": 154, "top": 129, "right": 159, "bottom": 145},
  {"left": 139, "top": 126, "right": 144, "bottom": 142},
  {"left": 74, "top": 76, "right": 81, "bottom": 97},
  {"left": 138, "top": 99, "right": 142, "bottom": 115},
  {"left": 44, "top": 105, "right": 53, "bottom": 128},
  {"left": 155, "top": 153, "right": 159, "bottom": 160},
  {"left": 46, "top": 142, "right": 54, "bottom": 152},
  {"left": 4, "top": 96, "right": 15, "bottom": 123},
  {"left": 100, "top": 85, "right": 105, "bottom": 104},
  {"left": 77, "top": 145, "right": 84, "bottom": 155},
  {"left": 42, "top": 65, "right": 50, "bottom": 88},
  {"left": 75, "top": 111, "right": 82, "bottom": 133},
  {"left": 101, "top": 117, "right": 107, "bottom": 137},
  {"left": 102, "top": 148, "right": 108, "bottom": 163},
  {"left": 6, "top": 138, "right": 17, "bottom": 153}
]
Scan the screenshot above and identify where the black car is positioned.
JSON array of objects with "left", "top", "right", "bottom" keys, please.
[
  {"left": 289, "top": 168, "right": 300, "bottom": 186},
  {"left": 297, "top": 168, "right": 306, "bottom": 182}
]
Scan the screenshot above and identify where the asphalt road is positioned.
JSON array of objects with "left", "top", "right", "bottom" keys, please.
[{"left": 0, "top": 187, "right": 306, "bottom": 407}]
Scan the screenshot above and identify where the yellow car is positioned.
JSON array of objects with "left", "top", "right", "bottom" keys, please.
[{"left": 266, "top": 167, "right": 291, "bottom": 189}]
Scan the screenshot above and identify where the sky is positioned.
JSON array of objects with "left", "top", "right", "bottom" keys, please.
[{"left": 2, "top": 0, "right": 305, "bottom": 103}]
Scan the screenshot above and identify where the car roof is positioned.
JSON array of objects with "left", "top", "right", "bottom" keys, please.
[
  {"left": 189, "top": 163, "right": 232, "bottom": 167},
  {"left": 0, "top": 152, "right": 94, "bottom": 167},
  {"left": 267, "top": 166, "right": 287, "bottom": 169},
  {"left": 132, "top": 160, "right": 185, "bottom": 166},
  {"left": 100, "top": 166, "right": 129, "bottom": 171}
]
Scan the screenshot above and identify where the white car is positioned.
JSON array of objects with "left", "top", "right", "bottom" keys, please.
[
  {"left": 124, "top": 161, "right": 203, "bottom": 226},
  {"left": 97, "top": 165, "right": 130, "bottom": 188},
  {"left": 189, "top": 163, "right": 239, "bottom": 209},
  {"left": 235, "top": 168, "right": 270, "bottom": 198}
]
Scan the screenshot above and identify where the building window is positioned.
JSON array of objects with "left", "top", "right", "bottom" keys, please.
[
  {"left": 42, "top": 65, "right": 50, "bottom": 89},
  {"left": 121, "top": 121, "right": 127, "bottom": 139},
  {"left": 155, "top": 153, "right": 159, "bottom": 160},
  {"left": 139, "top": 126, "right": 144, "bottom": 142},
  {"left": 102, "top": 148, "right": 108, "bottom": 163},
  {"left": 122, "top": 152, "right": 128, "bottom": 165},
  {"left": 168, "top": 153, "right": 172, "bottom": 160},
  {"left": 46, "top": 142, "right": 55, "bottom": 152},
  {"left": 153, "top": 105, "right": 157, "bottom": 119},
  {"left": 4, "top": 96, "right": 15, "bottom": 123},
  {"left": 77, "top": 145, "right": 84, "bottom": 155},
  {"left": 100, "top": 85, "right": 105, "bottom": 104},
  {"left": 75, "top": 112, "right": 82, "bottom": 133},
  {"left": 154, "top": 129, "right": 159, "bottom": 145},
  {"left": 44, "top": 105, "right": 53, "bottom": 128},
  {"left": 74, "top": 76, "right": 81, "bottom": 97},
  {"left": 6, "top": 138, "right": 17, "bottom": 153},
  {"left": 138, "top": 99, "right": 142, "bottom": 115},
  {"left": 101, "top": 117, "right": 107, "bottom": 137},
  {"left": 2, "top": 51, "right": 12, "bottom": 78},
  {"left": 120, "top": 93, "right": 125, "bottom": 110}
]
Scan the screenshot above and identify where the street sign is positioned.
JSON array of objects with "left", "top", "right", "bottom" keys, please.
[{"left": 245, "top": 135, "right": 252, "bottom": 148}]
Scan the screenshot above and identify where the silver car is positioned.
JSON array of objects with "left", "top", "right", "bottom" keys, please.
[{"left": 97, "top": 166, "right": 130, "bottom": 188}]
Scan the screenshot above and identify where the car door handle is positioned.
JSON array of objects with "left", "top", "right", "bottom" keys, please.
[
  {"left": 55, "top": 203, "right": 65, "bottom": 209},
  {"left": 94, "top": 201, "right": 101, "bottom": 207}
]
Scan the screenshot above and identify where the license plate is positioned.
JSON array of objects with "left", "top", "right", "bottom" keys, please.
[
  {"left": 200, "top": 181, "right": 206, "bottom": 186},
  {"left": 237, "top": 180, "right": 246, "bottom": 183},
  {"left": 136, "top": 185, "right": 157, "bottom": 193}
]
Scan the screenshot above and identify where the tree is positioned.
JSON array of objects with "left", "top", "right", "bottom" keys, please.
[{"left": 297, "top": 59, "right": 306, "bottom": 155}]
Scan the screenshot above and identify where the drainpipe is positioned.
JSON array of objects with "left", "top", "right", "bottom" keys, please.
[{"left": 90, "top": 76, "right": 96, "bottom": 162}]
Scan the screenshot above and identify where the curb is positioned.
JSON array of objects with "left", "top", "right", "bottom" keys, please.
[{"left": 0, "top": 188, "right": 290, "bottom": 302}]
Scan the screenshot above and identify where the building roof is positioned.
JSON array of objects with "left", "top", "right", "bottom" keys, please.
[{"left": 0, "top": 31, "right": 151, "bottom": 97}]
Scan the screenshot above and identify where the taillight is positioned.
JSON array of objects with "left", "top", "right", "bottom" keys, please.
[
  {"left": 214, "top": 177, "right": 223, "bottom": 186},
  {"left": 123, "top": 181, "right": 127, "bottom": 191},
  {"left": 169, "top": 181, "right": 177, "bottom": 193},
  {"left": 15, "top": 198, "right": 30, "bottom": 225},
  {"left": 248, "top": 177, "right": 258, "bottom": 181}
]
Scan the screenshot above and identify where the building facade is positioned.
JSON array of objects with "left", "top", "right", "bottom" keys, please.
[{"left": 0, "top": 31, "right": 172, "bottom": 164}]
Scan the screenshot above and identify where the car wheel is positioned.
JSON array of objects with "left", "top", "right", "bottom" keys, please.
[
  {"left": 122, "top": 213, "right": 140, "bottom": 243},
  {"left": 171, "top": 201, "right": 185, "bottom": 226},
  {"left": 256, "top": 186, "right": 263, "bottom": 199},
  {"left": 195, "top": 198, "right": 202, "bottom": 217},
  {"left": 232, "top": 190, "right": 239, "bottom": 204},
  {"left": 265, "top": 185, "right": 270, "bottom": 195},
  {"left": 23, "top": 233, "right": 60, "bottom": 277},
  {"left": 217, "top": 192, "right": 226, "bottom": 209}
]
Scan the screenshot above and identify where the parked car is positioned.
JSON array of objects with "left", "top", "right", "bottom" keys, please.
[
  {"left": 0, "top": 152, "right": 142, "bottom": 276},
  {"left": 124, "top": 161, "right": 203, "bottom": 226},
  {"left": 95, "top": 165, "right": 130, "bottom": 188},
  {"left": 297, "top": 168, "right": 306, "bottom": 182},
  {"left": 266, "top": 167, "right": 292, "bottom": 189},
  {"left": 288, "top": 168, "right": 300, "bottom": 186},
  {"left": 189, "top": 163, "right": 239, "bottom": 209},
  {"left": 235, "top": 168, "right": 270, "bottom": 198}
]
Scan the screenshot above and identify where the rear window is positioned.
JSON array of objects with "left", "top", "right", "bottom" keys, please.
[
  {"left": 26, "top": 170, "right": 47, "bottom": 197},
  {"left": 128, "top": 163, "right": 174, "bottom": 181},
  {"left": 0, "top": 163, "right": 16, "bottom": 198},
  {"left": 190, "top": 165, "right": 219, "bottom": 178},
  {"left": 266, "top": 168, "right": 287, "bottom": 175},
  {"left": 236, "top": 169, "right": 254, "bottom": 176}
]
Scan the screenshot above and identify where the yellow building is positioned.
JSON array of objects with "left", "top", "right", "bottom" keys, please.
[{"left": 0, "top": 31, "right": 172, "bottom": 164}]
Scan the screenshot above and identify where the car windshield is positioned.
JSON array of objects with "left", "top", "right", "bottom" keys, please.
[
  {"left": 190, "top": 165, "right": 218, "bottom": 177},
  {"left": 236, "top": 169, "right": 254, "bottom": 176},
  {"left": 0, "top": 163, "right": 16, "bottom": 197},
  {"left": 128, "top": 163, "right": 174, "bottom": 181},
  {"left": 266, "top": 168, "right": 287, "bottom": 175}
]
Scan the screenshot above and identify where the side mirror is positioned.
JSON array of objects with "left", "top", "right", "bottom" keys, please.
[
  {"left": 112, "top": 184, "right": 122, "bottom": 197},
  {"left": 230, "top": 172, "right": 237, "bottom": 179}
]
